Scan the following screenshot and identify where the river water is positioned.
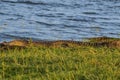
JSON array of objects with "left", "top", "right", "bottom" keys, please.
[{"left": 0, "top": 0, "right": 120, "bottom": 42}]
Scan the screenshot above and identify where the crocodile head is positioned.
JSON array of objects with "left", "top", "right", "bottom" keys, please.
[{"left": 5, "top": 40, "right": 28, "bottom": 47}]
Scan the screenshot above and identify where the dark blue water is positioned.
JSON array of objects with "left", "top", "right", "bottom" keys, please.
[{"left": 0, "top": 0, "right": 120, "bottom": 42}]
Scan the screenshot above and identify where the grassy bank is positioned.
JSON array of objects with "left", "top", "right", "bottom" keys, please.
[{"left": 0, "top": 46, "right": 120, "bottom": 80}]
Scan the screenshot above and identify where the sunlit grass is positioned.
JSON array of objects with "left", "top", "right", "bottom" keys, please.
[{"left": 0, "top": 46, "right": 120, "bottom": 80}]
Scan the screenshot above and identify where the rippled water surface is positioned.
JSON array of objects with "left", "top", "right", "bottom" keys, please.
[{"left": 0, "top": 0, "right": 120, "bottom": 42}]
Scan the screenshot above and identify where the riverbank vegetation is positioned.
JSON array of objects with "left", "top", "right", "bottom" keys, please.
[{"left": 0, "top": 46, "right": 120, "bottom": 80}]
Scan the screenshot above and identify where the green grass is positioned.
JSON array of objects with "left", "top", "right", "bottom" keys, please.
[{"left": 0, "top": 46, "right": 120, "bottom": 80}]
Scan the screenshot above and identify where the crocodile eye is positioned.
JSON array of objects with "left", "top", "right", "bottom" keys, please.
[{"left": 61, "top": 43, "right": 69, "bottom": 47}]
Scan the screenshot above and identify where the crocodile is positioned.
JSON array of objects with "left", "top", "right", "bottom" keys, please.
[{"left": 0, "top": 37, "right": 120, "bottom": 49}]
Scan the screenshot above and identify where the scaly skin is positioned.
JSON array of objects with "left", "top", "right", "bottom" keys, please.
[{"left": 0, "top": 38, "right": 120, "bottom": 48}]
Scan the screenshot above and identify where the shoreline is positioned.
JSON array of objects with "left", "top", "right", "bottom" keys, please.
[{"left": 0, "top": 37, "right": 120, "bottom": 79}]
